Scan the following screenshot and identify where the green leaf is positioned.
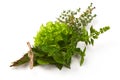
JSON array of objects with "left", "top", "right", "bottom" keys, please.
[
  {"left": 53, "top": 52, "right": 65, "bottom": 64},
  {"left": 75, "top": 48, "right": 82, "bottom": 55},
  {"left": 57, "top": 40, "right": 66, "bottom": 47},
  {"left": 90, "top": 26, "right": 94, "bottom": 33},
  {"left": 37, "top": 59, "right": 49, "bottom": 65},
  {"left": 80, "top": 56, "right": 84, "bottom": 66},
  {"left": 81, "top": 47, "right": 86, "bottom": 56},
  {"left": 99, "top": 26, "right": 110, "bottom": 34},
  {"left": 91, "top": 38, "right": 94, "bottom": 45},
  {"left": 55, "top": 64, "right": 63, "bottom": 70}
]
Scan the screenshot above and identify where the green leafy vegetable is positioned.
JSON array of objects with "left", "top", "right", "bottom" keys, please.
[{"left": 10, "top": 3, "right": 110, "bottom": 70}]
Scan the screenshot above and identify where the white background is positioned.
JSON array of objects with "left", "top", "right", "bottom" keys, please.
[{"left": 0, "top": 0, "right": 120, "bottom": 80}]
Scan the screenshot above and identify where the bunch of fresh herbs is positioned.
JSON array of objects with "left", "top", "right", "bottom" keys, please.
[{"left": 10, "top": 3, "right": 110, "bottom": 70}]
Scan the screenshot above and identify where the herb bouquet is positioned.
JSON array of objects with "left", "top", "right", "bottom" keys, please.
[{"left": 10, "top": 3, "right": 110, "bottom": 70}]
